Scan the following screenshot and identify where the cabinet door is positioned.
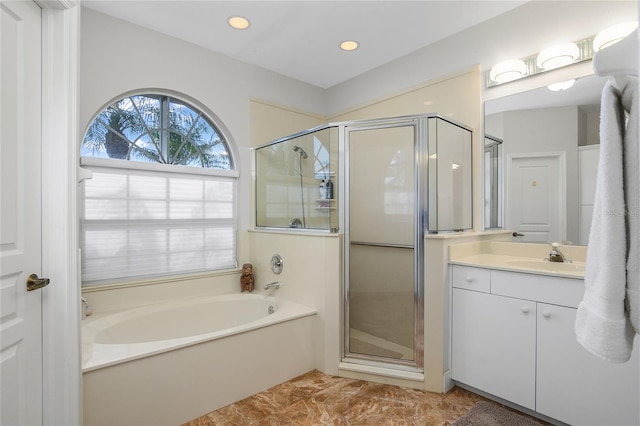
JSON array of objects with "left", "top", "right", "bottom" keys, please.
[
  {"left": 537, "top": 303, "right": 640, "bottom": 426},
  {"left": 452, "top": 289, "right": 536, "bottom": 409}
]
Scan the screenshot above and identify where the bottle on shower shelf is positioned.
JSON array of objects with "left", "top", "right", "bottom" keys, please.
[
  {"left": 325, "top": 177, "right": 334, "bottom": 200},
  {"left": 319, "top": 180, "right": 326, "bottom": 198}
]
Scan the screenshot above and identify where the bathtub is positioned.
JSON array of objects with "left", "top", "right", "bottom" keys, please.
[{"left": 82, "top": 293, "right": 317, "bottom": 426}]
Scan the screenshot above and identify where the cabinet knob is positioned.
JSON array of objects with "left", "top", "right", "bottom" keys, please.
[
  {"left": 521, "top": 306, "right": 530, "bottom": 314},
  {"left": 466, "top": 276, "right": 474, "bottom": 283},
  {"left": 542, "top": 311, "right": 551, "bottom": 319}
]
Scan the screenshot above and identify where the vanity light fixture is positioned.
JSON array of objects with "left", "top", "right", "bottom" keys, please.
[
  {"left": 547, "top": 79, "right": 576, "bottom": 91},
  {"left": 228, "top": 16, "right": 250, "bottom": 30},
  {"left": 536, "top": 43, "right": 580, "bottom": 70},
  {"left": 340, "top": 40, "right": 359, "bottom": 51},
  {"left": 593, "top": 22, "right": 638, "bottom": 52},
  {"left": 489, "top": 59, "right": 527, "bottom": 84},
  {"left": 487, "top": 22, "right": 638, "bottom": 88}
]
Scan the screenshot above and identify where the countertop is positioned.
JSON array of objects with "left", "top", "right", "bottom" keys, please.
[{"left": 450, "top": 253, "right": 586, "bottom": 280}]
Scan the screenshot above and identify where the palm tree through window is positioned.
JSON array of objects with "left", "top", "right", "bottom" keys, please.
[
  {"left": 82, "top": 94, "right": 232, "bottom": 170},
  {"left": 80, "top": 93, "right": 238, "bottom": 285}
]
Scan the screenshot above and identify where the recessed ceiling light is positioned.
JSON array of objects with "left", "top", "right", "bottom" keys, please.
[
  {"left": 340, "top": 40, "right": 359, "bottom": 51},
  {"left": 228, "top": 16, "right": 250, "bottom": 30}
]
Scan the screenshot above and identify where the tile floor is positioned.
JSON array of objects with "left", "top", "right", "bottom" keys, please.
[{"left": 183, "top": 369, "right": 527, "bottom": 425}]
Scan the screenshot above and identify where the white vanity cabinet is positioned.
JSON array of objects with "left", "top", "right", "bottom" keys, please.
[
  {"left": 536, "top": 302, "right": 640, "bottom": 426},
  {"left": 452, "top": 287, "right": 536, "bottom": 410},
  {"left": 451, "top": 265, "right": 640, "bottom": 426}
]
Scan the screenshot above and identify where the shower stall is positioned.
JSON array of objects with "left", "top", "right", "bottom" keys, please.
[
  {"left": 255, "top": 126, "right": 339, "bottom": 231},
  {"left": 255, "top": 114, "right": 472, "bottom": 373}
]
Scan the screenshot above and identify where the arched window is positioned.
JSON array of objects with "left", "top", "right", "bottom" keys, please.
[{"left": 80, "top": 93, "right": 238, "bottom": 285}]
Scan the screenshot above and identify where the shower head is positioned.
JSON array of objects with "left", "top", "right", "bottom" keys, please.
[{"left": 293, "top": 145, "right": 308, "bottom": 159}]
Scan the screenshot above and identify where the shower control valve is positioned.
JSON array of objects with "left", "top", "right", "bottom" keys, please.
[{"left": 271, "top": 254, "right": 284, "bottom": 274}]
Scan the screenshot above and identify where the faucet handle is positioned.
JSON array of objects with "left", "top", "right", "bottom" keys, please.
[{"left": 551, "top": 242, "right": 560, "bottom": 248}]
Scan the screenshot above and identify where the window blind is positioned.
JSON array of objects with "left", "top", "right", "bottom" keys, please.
[{"left": 81, "top": 166, "right": 237, "bottom": 284}]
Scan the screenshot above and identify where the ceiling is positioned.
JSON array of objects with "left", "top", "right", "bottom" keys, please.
[{"left": 82, "top": 0, "right": 528, "bottom": 89}]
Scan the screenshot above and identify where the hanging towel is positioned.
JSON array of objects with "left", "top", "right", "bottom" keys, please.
[
  {"left": 622, "top": 78, "right": 639, "bottom": 336},
  {"left": 575, "top": 77, "right": 639, "bottom": 363}
]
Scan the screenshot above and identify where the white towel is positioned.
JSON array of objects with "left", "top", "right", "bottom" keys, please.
[
  {"left": 575, "top": 77, "right": 639, "bottom": 363},
  {"left": 622, "top": 78, "right": 639, "bottom": 335}
]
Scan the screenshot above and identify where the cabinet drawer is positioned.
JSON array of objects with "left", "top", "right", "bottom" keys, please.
[
  {"left": 491, "top": 270, "right": 584, "bottom": 308},
  {"left": 452, "top": 265, "right": 490, "bottom": 292}
]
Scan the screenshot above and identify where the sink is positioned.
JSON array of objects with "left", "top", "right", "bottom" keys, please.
[{"left": 506, "top": 260, "right": 586, "bottom": 273}]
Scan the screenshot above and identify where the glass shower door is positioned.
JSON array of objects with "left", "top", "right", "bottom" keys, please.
[{"left": 345, "top": 123, "right": 421, "bottom": 367}]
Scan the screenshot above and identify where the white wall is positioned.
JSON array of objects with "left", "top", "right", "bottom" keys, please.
[
  {"left": 327, "top": 1, "right": 636, "bottom": 114},
  {"left": 81, "top": 1, "right": 638, "bottom": 262},
  {"left": 78, "top": 0, "right": 638, "bottom": 399},
  {"left": 80, "top": 8, "right": 327, "bottom": 264}
]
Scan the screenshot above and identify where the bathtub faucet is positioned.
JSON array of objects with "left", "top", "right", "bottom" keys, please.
[{"left": 264, "top": 281, "right": 280, "bottom": 290}]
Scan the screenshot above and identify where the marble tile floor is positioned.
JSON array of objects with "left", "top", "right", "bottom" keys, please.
[{"left": 183, "top": 369, "right": 534, "bottom": 425}]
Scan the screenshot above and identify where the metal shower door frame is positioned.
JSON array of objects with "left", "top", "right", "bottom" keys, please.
[{"left": 340, "top": 115, "right": 429, "bottom": 372}]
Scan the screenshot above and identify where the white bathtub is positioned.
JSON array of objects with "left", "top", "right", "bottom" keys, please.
[{"left": 82, "top": 293, "right": 317, "bottom": 425}]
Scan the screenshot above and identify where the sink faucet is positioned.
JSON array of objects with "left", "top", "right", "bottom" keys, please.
[
  {"left": 548, "top": 242, "right": 570, "bottom": 263},
  {"left": 264, "top": 281, "right": 280, "bottom": 290}
]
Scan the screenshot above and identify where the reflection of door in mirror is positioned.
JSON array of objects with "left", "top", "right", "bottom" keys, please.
[
  {"left": 484, "top": 135, "right": 502, "bottom": 229},
  {"left": 506, "top": 153, "right": 564, "bottom": 243},
  {"left": 579, "top": 144, "right": 600, "bottom": 245},
  {"left": 484, "top": 74, "right": 605, "bottom": 245}
]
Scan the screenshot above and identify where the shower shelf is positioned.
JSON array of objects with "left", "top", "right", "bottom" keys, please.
[{"left": 315, "top": 199, "right": 335, "bottom": 209}]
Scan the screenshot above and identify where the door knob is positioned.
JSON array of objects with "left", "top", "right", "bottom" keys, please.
[{"left": 26, "top": 274, "right": 50, "bottom": 291}]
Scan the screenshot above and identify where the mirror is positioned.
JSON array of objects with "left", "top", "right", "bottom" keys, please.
[{"left": 484, "top": 74, "right": 606, "bottom": 245}]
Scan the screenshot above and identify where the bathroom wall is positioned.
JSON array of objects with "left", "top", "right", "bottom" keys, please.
[
  {"left": 486, "top": 106, "right": 581, "bottom": 244},
  {"left": 247, "top": 100, "right": 342, "bottom": 374},
  {"left": 79, "top": 0, "right": 638, "bottom": 399},
  {"left": 80, "top": 8, "right": 327, "bottom": 269},
  {"left": 327, "top": 1, "right": 637, "bottom": 115},
  {"left": 250, "top": 100, "right": 325, "bottom": 146},
  {"left": 79, "top": 9, "right": 331, "bottom": 312},
  {"left": 248, "top": 231, "right": 342, "bottom": 375}
]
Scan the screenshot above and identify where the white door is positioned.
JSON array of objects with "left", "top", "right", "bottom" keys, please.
[
  {"left": 507, "top": 155, "right": 562, "bottom": 243},
  {"left": 579, "top": 145, "right": 600, "bottom": 245},
  {"left": 1, "top": 1, "right": 45, "bottom": 425}
]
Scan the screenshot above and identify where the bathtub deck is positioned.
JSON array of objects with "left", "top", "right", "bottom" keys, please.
[{"left": 183, "top": 370, "right": 545, "bottom": 425}]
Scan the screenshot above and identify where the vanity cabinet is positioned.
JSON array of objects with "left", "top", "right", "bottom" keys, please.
[
  {"left": 451, "top": 265, "right": 639, "bottom": 426},
  {"left": 536, "top": 303, "right": 639, "bottom": 426},
  {"left": 452, "top": 288, "right": 536, "bottom": 409}
]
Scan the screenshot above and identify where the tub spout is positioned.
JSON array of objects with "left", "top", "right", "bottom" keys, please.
[{"left": 264, "top": 282, "right": 280, "bottom": 290}]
